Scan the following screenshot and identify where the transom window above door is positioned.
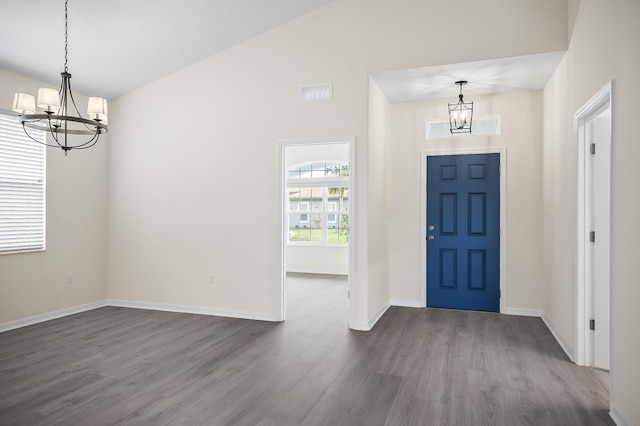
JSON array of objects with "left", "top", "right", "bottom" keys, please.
[{"left": 426, "top": 114, "right": 501, "bottom": 140}]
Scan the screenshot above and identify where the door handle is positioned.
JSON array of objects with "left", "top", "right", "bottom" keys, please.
[{"left": 427, "top": 235, "right": 435, "bottom": 241}]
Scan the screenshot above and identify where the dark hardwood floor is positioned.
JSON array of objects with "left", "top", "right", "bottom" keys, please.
[{"left": 0, "top": 274, "right": 612, "bottom": 425}]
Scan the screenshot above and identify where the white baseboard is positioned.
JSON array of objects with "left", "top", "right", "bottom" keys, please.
[
  {"left": 541, "top": 313, "right": 575, "bottom": 362},
  {"left": 349, "top": 302, "right": 390, "bottom": 332},
  {"left": 504, "top": 308, "right": 575, "bottom": 363},
  {"left": 609, "top": 402, "right": 631, "bottom": 426},
  {"left": 369, "top": 303, "right": 390, "bottom": 329},
  {"left": 106, "top": 299, "right": 280, "bottom": 322},
  {"left": 1, "top": 299, "right": 281, "bottom": 333},
  {"left": 348, "top": 321, "right": 370, "bottom": 331},
  {"left": 286, "top": 269, "right": 348, "bottom": 276},
  {"left": 503, "top": 308, "right": 544, "bottom": 317},
  {"left": 390, "top": 299, "right": 423, "bottom": 308},
  {"left": 0, "top": 300, "right": 108, "bottom": 333}
]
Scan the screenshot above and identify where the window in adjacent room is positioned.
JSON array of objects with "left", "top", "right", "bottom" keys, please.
[
  {"left": 286, "top": 161, "right": 349, "bottom": 245},
  {"left": 0, "top": 111, "right": 46, "bottom": 254}
]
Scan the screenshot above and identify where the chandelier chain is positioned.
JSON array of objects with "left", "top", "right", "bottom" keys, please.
[{"left": 64, "top": 0, "right": 68, "bottom": 72}]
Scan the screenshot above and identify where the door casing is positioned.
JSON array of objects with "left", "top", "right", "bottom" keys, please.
[
  {"left": 421, "top": 148, "right": 507, "bottom": 311},
  {"left": 277, "top": 136, "right": 356, "bottom": 327},
  {"left": 575, "top": 81, "right": 612, "bottom": 369}
]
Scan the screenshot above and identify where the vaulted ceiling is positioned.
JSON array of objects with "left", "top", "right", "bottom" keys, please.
[
  {"left": 1, "top": 1, "right": 564, "bottom": 104},
  {"left": 0, "top": 0, "right": 335, "bottom": 99}
]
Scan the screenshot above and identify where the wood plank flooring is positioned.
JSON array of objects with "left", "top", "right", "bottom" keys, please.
[{"left": 0, "top": 274, "right": 613, "bottom": 425}]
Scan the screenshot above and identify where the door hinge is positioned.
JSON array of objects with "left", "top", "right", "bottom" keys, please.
[
  {"left": 590, "top": 319, "right": 595, "bottom": 330},
  {"left": 590, "top": 231, "right": 595, "bottom": 243},
  {"left": 590, "top": 143, "right": 596, "bottom": 155},
  {"left": 348, "top": 290, "right": 350, "bottom": 299},
  {"left": 499, "top": 289, "right": 501, "bottom": 299}
]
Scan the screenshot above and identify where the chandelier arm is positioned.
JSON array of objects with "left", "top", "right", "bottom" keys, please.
[
  {"left": 69, "top": 131, "right": 100, "bottom": 149},
  {"left": 66, "top": 77, "right": 101, "bottom": 133},
  {"left": 47, "top": 120, "right": 62, "bottom": 147},
  {"left": 71, "top": 132, "right": 100, "bottom": 150},
  {"left": 65, "top": 77, "right": 83, "bottom": 118},
  {"left": 21, "top": 123, "right": 65, "bottom": 148}
]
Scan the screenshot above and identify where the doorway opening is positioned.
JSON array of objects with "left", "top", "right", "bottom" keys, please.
[
  {"left": 421, "top": 148, "right": 507, "bottom": 312},
  {"left": 575, "top": 81, "right": 612, "bottom": 374},
  {"left": 277, "top": 137, "right": 355, "bottom": 326}
]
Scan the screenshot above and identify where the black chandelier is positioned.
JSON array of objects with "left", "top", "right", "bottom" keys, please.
[
  {"left": 12, "top": 0, "right": 108, "bottom": 154},
  {"left": 448, "top": 80, "right": 473, "bottom": 134}
]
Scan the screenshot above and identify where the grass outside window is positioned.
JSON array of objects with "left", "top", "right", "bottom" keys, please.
[{"left": 289, "top": 227, "right": 347, "bottom": 243}]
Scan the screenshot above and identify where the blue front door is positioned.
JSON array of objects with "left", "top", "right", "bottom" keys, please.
[{"left": 426, "top": 154, "right": 500, "bottom": 312}]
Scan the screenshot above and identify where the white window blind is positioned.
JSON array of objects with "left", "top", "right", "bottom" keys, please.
[{"left": 0, "top": 112, "right": 46, "bottom": 254}]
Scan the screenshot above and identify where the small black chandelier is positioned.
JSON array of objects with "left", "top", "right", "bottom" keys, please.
[
  {"left": 12, "top": 0, "right": 108, "bottom": 154},
  {"left": 448, "top": 80, "right": 473, "bottom": 134}
]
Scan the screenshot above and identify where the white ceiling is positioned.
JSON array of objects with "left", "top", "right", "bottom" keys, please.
[
  {"left": 0, "top": 0, "right": 335, "bottom": 99},
  {"left": 371, "top": 51, "right": 566, "bottom": 103},
  {"left": 1, "top": 2, "right": 565, "bottom": 103}
]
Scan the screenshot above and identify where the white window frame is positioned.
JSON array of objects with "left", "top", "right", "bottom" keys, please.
[
  {"left": 0, "top": 110, "right": 47, "bottom": 255},
  {"left": 286, "top": 164, "right": 349, "bottom": 246}
]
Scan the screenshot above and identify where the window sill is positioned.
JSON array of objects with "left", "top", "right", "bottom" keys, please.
[{"left": 0, "top": 248, "right": 46, "bottom": 256}]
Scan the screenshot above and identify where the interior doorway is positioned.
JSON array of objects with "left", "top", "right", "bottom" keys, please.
[
  {"left": 575, "top": 81, "right": 612, "bottom": 372},
  {"left": 277, "top": 137, "right": 355, "bottom": 326}
]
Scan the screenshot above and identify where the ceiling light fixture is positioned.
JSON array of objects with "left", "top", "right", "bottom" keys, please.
[
  {"left": 448, "top": 80, "right": 473, "bottom": 134},
  {"left": 12, "top": 0, "right": 108, "bottom": 154}
]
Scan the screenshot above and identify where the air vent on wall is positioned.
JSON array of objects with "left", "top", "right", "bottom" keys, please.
[{"left": 299, "top": 82, "right": 333, "bottom": 102}]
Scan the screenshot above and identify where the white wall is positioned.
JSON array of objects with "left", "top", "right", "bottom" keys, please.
[
  {"left": 388, "top": 91, "right": 544, "bottom": 311},
  {"left": 543, "top": 1, "right": 640, "bottom": 423},
  {"left": 107, "top": 0, "right": 566, "bottom": 325},
  {"left": 285, "top": 143, "right": 349, "bottom": 168},
  {"left": 367, "top": 77, "right": 391, "bottom": 320},
  {"left": 0, "top": 68, "right": 108, "bottom": 325},
  {"left": 286, "top": 245, "right": 348, "bottom": 275},
  {"left": 285, "top": 143, "right": 349, "bottom": 275}
]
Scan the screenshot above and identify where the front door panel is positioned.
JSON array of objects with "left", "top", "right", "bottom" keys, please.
[{"left": 426, "top": 154, "right": 500, "bottom": 312}]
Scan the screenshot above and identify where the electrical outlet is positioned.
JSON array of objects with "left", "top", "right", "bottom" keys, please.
[
  {"left": 208, "top": 274, "right": 214, "bottom": 285},
  {"left": 67, "top": 273, "right": 74, "bottom": 284}
]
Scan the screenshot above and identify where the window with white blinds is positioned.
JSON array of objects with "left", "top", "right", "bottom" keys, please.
[{"left": 0, "top": 112, "right": 46, "bottom": 254}]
